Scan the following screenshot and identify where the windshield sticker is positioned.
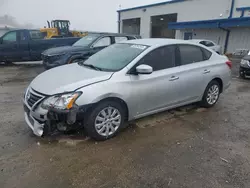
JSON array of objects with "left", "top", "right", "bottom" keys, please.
[{"left": 131, "top": 45, "right": 147, "bottom": 50}]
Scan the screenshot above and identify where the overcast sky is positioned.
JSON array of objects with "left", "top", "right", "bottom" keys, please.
[{"left": 0, "top": 0, "right": 165, "bottom": 32}]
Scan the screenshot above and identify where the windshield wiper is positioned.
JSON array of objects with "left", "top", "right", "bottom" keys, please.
[{"left": 82, "top": 63, "right": 103, "bottom": 71}]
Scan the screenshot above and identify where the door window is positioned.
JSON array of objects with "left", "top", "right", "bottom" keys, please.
[
  {"left": 2, "top": 31, "right": 17, "bottom": 43},
  {"left": 137, "top": 45, "right": 176, "bottom": 71},
  {"left": 93, "top": 37, "right": 111, "bottom": 47},
  {"left": 29, "top": 30, "right": 45, "bottom": 40},
  {"left": 179, "top": 45, "right": 204, "bottom": 65},
  {"left": 115, "top": 36, "right": 128, "bottom": 43}
]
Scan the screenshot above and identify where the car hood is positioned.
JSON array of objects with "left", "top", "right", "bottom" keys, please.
[
  {"left": 42, "top": 45, "right": 88, "bottom": 56},
  {"left": 30, "top": 63, "right": 113, "bottom": 95}
]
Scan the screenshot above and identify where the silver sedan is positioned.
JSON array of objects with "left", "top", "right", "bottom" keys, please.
[{"left": 23, "top": 39, "right": 232, "bottom": 140}]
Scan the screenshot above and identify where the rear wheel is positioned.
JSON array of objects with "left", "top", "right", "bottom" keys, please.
[
  {"left": 239, "top": 71, "right": 246, "bottom": 79},
  {"left": 84, "top": 101, "right": 125, "bottom": 141},
  {"left": 201, "top": 80, "right": 221, "bottom": 108}
]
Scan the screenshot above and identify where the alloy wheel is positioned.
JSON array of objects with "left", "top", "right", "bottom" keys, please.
[
  {"left": 95, "top": 107, "right": 121, "bottom": 136},
  {"left": 206, "top": 85, "right": 219, "bottom": 105}
]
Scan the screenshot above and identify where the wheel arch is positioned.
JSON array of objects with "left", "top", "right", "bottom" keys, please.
[
  {"left": 91, "top": 96, "right": 129, "bottom": 121},
  {"left": 211, "top": 77, "right": 223, "bottom": 93}
]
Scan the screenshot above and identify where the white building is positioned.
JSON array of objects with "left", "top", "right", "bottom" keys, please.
[{"left": 118, "top": 0, "right": 250, "bottom": 53}]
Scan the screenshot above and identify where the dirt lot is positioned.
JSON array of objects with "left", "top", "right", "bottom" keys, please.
[{"left": 0, "top": 61, "right": 250, "bottom": 188}]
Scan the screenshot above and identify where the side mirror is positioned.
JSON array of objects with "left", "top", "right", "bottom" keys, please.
[
  {"left": 0, "top": 37, "right": 3, "bottom": 44},
  {"left": 136, "top": 64, "right": 153, "bottom": 74}
]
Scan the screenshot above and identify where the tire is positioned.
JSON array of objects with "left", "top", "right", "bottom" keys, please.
[
  {"left": 84, "top": 100, "right": 125, "bottom": 141},
  {"left": 200, "top": 80, "right": 221, "bottom": 108},
  {"left": 239, "top": 71, "right": 246, "bottom": 79}
]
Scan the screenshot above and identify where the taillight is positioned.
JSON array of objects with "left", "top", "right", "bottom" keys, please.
[{"left": 226, "top": 61, "right": 232, "bottom": 69}]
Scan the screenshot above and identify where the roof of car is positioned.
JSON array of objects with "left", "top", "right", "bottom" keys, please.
[
  {"left": 122, "top": 38, "right": 202, "bottom": 46},
  {"left": 86, "top": 31, "right": 140, "bottom": 37},
  {"left": 190, "top": 39, "right": 215, "bottom": 43}
]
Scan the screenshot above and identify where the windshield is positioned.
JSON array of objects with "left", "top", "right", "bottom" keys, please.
[
  {"left": 80, "top": 43, "right": 148, "bottom": 71},
  {"left": 73, "top": 34, "right": 100, "bottom": 47}
]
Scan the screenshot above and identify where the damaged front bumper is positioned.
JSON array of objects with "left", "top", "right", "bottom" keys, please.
[
  {"left": 23, "top": 100, "right": 47, "bottom": 136},
  {"left": 23, "top": 99, "right": 87, "bottom": 137}
]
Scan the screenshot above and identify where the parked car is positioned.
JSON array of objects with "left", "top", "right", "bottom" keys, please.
[
  {"left": 190, "top": 39, "right": 222, "bottom": 54},
  {"left": 0, "top": 29, "right": 81, "bottom": 64},
  {"left": 23, "top": 39, "right": 231, "bottom": 140},
  {"left": 41, "top": 32, "right": 141, "bottom": 69},
  {"left": 239, "top": 50, "right": 250, "bottom": 79}
]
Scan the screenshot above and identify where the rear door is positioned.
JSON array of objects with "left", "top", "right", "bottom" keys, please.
[
  {"left": 174, "top": 44, "right": 210, "bottom": 104},
  {"left": 129, "top": 45, "right": 180, "bottom": 116},
  {"left": 0, "top": 30, "right": 19, "bottom": 62}
]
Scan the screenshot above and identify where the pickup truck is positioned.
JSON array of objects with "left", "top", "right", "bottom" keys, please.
[{"left": 0, "top": 29, "right": 81, "bottom": 63}]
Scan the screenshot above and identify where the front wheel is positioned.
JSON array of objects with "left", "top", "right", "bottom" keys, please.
[
  {"left": 200, "top": 80, "right": 221, "bottom": 108},
  {"left": 84, "top": 101, "right": 125, "bottom": 141}
]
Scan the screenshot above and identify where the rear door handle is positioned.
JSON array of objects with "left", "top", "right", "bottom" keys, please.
[
  {"left": 169, "top": 76, "right": 179, "bottom": 81},
  {"left": 203, "top": 69, "right": 210, "bottom": 74}
]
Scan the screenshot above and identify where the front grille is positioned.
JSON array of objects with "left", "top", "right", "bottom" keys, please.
[{"left": 26, "top": 89, "right": 46, "bottom": 108}]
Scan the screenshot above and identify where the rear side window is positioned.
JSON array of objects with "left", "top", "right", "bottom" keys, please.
[
  {"left": 138, "top": 45, "right": 176, "bottom": 71},
  {"left": 202, "top": 48, "right": 212, "bottom": 60},
  {"left": 115, "top": 36, "right": 128, "bottom": 43},
  {"left": 29, "top": 30, "right": 45, "bottom": 40},
  {"left": 179, "top": 45, "right": 204, "bottom": 65}
]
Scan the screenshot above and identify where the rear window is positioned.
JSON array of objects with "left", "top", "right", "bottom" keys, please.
[{"left": 29, "top": 30, "right": 45, "bottom": 40}]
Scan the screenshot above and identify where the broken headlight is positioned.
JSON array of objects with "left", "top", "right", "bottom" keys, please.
[{"left": 41, "top": 92, "right": 82, "bottom": 110}]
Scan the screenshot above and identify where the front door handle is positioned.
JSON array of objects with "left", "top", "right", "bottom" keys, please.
[
  {"left": 169, "top": 76, "right": 179, "bottom": 81},
  {"left": 203, "top": 69, "right": 210, "bottom": 74}
]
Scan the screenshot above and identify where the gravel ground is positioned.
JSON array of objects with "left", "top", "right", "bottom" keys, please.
[{"left": 0, "top": 60, "right": 250, "bottom": 188}]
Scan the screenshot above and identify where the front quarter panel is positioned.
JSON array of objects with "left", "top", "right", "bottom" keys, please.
[{"left": 75, "top": 71, "right": 134, "bottom": 118}]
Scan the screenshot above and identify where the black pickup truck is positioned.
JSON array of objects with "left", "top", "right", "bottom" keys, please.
[{"left": 0, "top": 29, "right": 81, "bottom": 63}]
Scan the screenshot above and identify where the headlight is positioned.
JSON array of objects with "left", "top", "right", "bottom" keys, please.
[{"left": 41, "top": 92, "right": 82, "bottom": 110}]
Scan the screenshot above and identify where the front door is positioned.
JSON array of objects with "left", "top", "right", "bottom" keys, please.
[
  {"left": 0, "top": 31, "right": 19, "bottom": 62},
  {"left": 128, "top": 45, "right": 180, "bottom": 118}
]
